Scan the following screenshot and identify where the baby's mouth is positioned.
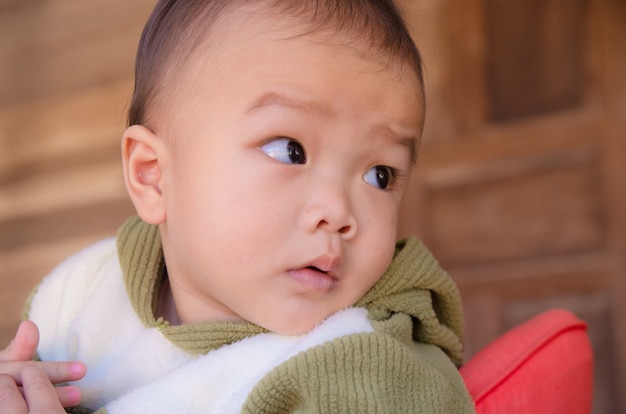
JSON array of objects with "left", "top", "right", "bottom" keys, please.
[
  {"left": 288, "top": 265, "right": 339, "bottom": 292},
  {"left": 307, "top": 266, "right": 326, "bottom": 274}
]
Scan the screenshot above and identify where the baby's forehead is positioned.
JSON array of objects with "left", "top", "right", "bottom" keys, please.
[
  {"left": 204, "top": 8, "right": 419, "bottom": 80},
  {"left": 130, "top": 0, "right": 424, "bottom": 130},
  {"left": 185, "top": 1, "right": 421, "bottom": 77}
]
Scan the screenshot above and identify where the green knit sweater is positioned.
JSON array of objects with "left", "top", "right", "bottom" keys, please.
[{"left": 48, "top": 216, "right": 473, "bottom": 413}]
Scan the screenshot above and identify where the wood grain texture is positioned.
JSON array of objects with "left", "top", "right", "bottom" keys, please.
[
  {"left": 0, "top": 0, "right": 155, "bottom": 106},
  {"left": 0, "top": 0, "right": 155, "bottom": 347},
  {"left": 398, "top": 0, "right": 626, "bottom": 411}
]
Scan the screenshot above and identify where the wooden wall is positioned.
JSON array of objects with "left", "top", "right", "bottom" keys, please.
[
  {"left": 0, "top": 0, "right": 155, "bottom": 343},
  {"left": 399, "top": 0, "right": 626, "bottom": 412},
  {"left": 1, "top": 0, "right": 625, "bottom": 412}
]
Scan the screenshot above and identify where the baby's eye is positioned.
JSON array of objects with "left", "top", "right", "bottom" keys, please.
[
  {"left": 260, "top": 138, "right": 307, "bottom": 165},
  {"left": 363, "top": 166, "right": 395, "bottom": 190}
]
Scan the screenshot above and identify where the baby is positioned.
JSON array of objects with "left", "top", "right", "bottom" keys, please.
[{"left": 0, "top": 0, "right": 475, "bottom": 412}]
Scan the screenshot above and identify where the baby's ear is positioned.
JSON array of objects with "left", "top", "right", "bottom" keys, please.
[{"left": 121, "top": 125, "right": 167, "bottom": 225}]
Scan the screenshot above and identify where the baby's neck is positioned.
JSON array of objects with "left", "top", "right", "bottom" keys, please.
[{"left": 157, "top": 275, "right": 180, "bottom": 325}]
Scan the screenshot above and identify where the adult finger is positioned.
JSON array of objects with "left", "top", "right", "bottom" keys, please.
[
  {"left": 21, "top": 364, "right": 67, "bottom": 414},
  {"left": 0, "top": 373, "right": 28, "bottom": 413},
  {"left": 0, "top": 321, "right": 39, "bottom": 362}
]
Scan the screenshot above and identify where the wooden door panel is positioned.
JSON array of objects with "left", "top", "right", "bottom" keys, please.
[
  {"left": 424, "top": 153, "right": 604, "bottom": 264},
  {"left": 398, "top": 0, "right": 626, "bottom": 411},
  {"left": 485, "top": 0, "right": 588, "bottom": 120},
  {"left": 0, "top": 1, "right": 150, "bottom": 346}
]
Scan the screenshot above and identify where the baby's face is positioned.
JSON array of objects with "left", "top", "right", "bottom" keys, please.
[{"left": 157, "top": 13, "right": 423, "bottom": 334}]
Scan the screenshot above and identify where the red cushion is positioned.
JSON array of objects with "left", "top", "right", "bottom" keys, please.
[{"left": 460, "top": 309, "right": 593, "bottom": 413}]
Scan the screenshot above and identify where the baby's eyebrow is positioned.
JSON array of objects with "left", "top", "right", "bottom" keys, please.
[
  {"left": 246, "top": 92, "right": 333, "bottom": 117},
  {"left": 373, "top": 123, "right": 418, "bottom": 165},
  {"left": 377, "top": 131, "right": 417, "bottom": 166}
]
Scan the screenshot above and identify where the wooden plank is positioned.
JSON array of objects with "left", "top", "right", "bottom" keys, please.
[
  {"left": 600, "top": 0, "right": 626, "bottom": 407},
  {"left": 424, "top": 160, "right": 606, "bottom": 264},
  {"left": 485, "top": 0, "right": 587, "bottom": 120},
  {"left": 0, "top": 197, "right": 134, "bottom": 252},
  {"left": 0, "top": 159, "right": 127, "bottom": 222},
  {"left": 0, "top": 0, "right": 156, "bottom": 106},
  {"left": 423, "top": 144, "right": 597, "bottom": 188},
  {"left": 451, "top": 251, "right": 609, "bottom": 289},
  {"left": 418, "top": 109, "right": 603, "bottom": 172},
  {"left": 0, "top": 78, "right": 133, "bottom": 179}
]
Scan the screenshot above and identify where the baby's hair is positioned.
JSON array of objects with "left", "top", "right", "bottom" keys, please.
[{"left": 127, "top": 0, "right": 424, "bottom": 129}]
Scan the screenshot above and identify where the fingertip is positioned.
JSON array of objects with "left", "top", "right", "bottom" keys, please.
[
  {"left": 70, "top": 361, "right": 87, "bottom": 378},
  {"left": 15, "top": 321, "right": 39, "bottom": 349},
  {"left": 60, "top": 386, "right": 82, "bottom": 408},
  {"left": 18, "top": 320, "right": 36, "bottom": 330},
  {"left": 19, "top": 320, "right": 40, "bottom": 342}
]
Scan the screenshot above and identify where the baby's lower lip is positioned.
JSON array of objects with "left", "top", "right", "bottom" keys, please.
[{"left": 288, "top": 268, "right": 337, "bottom": 292}]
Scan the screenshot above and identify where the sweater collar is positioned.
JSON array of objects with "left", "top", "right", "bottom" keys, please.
[
  {"left": 116, "top": 216, "right": 464, "bottom": 364},
  {"left": 116, "top": 216, "right": 266, "bottom": 354}
]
